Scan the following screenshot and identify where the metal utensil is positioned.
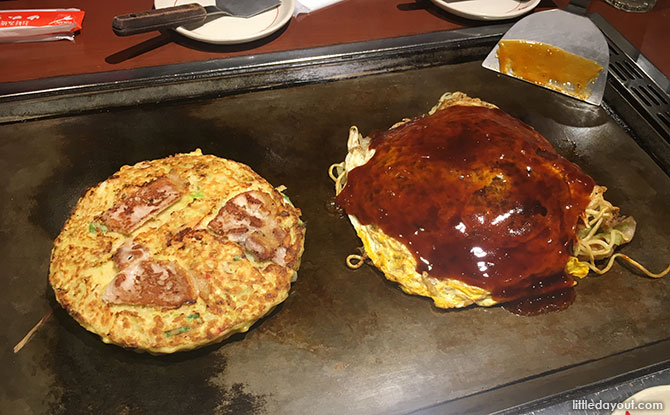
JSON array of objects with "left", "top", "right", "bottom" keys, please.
[
  {"left": 112, "top": 0, "right": 281, "bottom": 37},
  {"left": 482, "top": 1, "right": 609, "bottom": 105}
]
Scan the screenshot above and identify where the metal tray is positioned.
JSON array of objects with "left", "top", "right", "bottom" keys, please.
[{"left": 1, "top": 16, "right": 669, "bottom": 415}]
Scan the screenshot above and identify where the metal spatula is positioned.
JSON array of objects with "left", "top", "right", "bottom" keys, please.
[
  {"left": 482, "top": 1, "right": 609, "bottom": 105},
  {"left": 113, "top": 0, "right": 281, "bottom": 36}
]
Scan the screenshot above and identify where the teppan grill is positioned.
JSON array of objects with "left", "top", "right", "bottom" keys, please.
[{"left": 1, "top": 14, "right": 669, "bottom": 415}]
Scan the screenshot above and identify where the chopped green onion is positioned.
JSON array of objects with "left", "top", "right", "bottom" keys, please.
[
  {"left": 281, "top": 193, "right": 293, "bottom": 205},
  {"left": 190, "top": 190, "right": 204, "bottom": 200},
  {"left": 186, "top": 313, "right": 200, "bottom": 321},
  {"left": 88, "top": 222, "right": 109, "bottom": 235},
  {"left": 233, "top": 255, "right": 241, "bottom": 261},
  {"left": 165, "top": 326, "right": 190, "bottom": 338}
]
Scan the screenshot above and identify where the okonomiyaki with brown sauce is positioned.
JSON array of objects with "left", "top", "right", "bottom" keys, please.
[{"left": 330, "top": 92, "right": 665, "bottom": 312}]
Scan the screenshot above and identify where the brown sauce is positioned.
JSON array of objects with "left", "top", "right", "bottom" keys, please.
[
  {"left": 503, "top": 285, "right": 576, "bottom": 316},
  {"left": 336, "top": 105, "right": 594, "bottom": 302},
  {"left": 497, "top": 40, "right": 603, "bottom": 101}
]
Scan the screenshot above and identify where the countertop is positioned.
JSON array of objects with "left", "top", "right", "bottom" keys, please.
[{"left": 0, "top": 0, "right": 668, "bottom": 85}]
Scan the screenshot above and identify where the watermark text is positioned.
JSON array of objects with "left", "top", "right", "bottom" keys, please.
[{"left": 572, "top": 399, "right": 664, "bottom": 411}]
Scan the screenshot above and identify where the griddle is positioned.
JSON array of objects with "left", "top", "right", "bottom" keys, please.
[{"left": 1, "top": 14, "right": 669, "bottom": 415}]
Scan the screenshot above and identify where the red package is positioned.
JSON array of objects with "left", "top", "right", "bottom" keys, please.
[{"left": 0, "top": 9, "right": 85, "bottom": 43}]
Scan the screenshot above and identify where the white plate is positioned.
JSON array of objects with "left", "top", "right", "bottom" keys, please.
[
  {"left": 430, "top": 0, "right": 541, "bottom": 21},
  {"left": 154, "top": 0, "right": 295, "bottom": 45},
  {"left": 611, "top": 385, "right": 670, "bottom": 415}
]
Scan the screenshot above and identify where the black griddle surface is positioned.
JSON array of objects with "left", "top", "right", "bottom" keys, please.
[{"left": 2, "top": 61, "right": 669, "bottom": 414}]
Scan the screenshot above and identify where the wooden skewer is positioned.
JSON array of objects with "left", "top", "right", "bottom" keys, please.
[{"left": 13, "top": 310, "right": 53, "bottom": 354}]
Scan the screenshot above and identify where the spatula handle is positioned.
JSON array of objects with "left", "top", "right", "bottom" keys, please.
[{"left": 112, "top": 4, "right": 206, "bottom": 36}]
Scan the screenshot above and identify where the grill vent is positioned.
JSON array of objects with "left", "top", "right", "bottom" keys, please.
[
  {"left": 606, "top": 39, "right": 670, "bottom": 140},
  {"left": 623, "top": 60, "right": 644, "bottom": 78},
  {"left": 639, "top": 85, "right": 660, "bottom": 106},
  {"left": 659, "top": 112, "right": 670, "bottom": 130},
  {"left": 609, "top": 62, "right": 630, "bottom": 82},
  {"left": 613, "top": 61, "right": 635, "bottom": 81},
  {"left": 632, "top": 86, "right": 652, "bottom": 107},
  {"left": 649, "top": 87, "right": 669, "bottom": 105}
]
